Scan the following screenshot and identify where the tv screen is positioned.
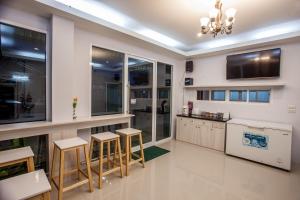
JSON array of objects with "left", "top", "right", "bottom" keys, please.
[
  {"left": 226, "top": 48, "right": 281, "bottom": 79},
  {"left": 129, "top": 70, "right": 149, "bottom": 86}
]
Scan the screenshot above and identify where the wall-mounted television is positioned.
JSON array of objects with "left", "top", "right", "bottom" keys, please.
[{"left": 226, "top": 48, "right": 281, "bottom": 80}]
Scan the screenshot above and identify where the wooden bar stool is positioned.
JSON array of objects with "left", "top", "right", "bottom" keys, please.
[
  {"left": 0, "top": 169, "right": 51, "bottom": 200},
  {"left": 89, "top": 132, "right": 123, "bottom": 189},
  {"left": 51, "top": 137, "right": 93, "bottom": 200},
  {"left": 0, "top": 146, "right": 35, "bottom": 172},
  {"left": 116, "top": 128, "right": 145, "bottom": 176}
]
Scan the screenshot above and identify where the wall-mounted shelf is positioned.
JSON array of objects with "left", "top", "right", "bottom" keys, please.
[{"left": 184, "top": 82, "right": 286, "bottom": 89}]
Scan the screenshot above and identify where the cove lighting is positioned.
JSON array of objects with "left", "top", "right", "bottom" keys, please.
[
  {"left": 12, "top": 75, "right": 29, "bottom": 82},
  {"left": 55, "top": 0, "right": 131, "bottom": 27},
  {"left": 252, "top": 20, "right": 300, "bottom": 40},
  {"left": 137, "top": 29, "right": 182, "bottom": 47},
  {"left": 90, "top": 62, "right": 104, "bottom": 68},
  {"left": 54, "top": 0, "right": 182, "bottom": 48},
  {"left": 13, "top": 50, "right": 45, "bottom": 60}
]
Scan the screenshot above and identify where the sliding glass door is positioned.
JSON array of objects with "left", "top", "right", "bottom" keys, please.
[
  {"left": 156, "top": 62, "right": 172, "bottom": 141},
  {"left": 128, "top": 57, "right": 154, "bottom": 144},
  {"left": 127, "top": 57, "right": 173, "bottom": 146}
]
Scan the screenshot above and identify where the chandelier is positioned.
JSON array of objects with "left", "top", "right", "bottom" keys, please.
[{"left": 200, "top": 0, "right": 237, "bottom": 37}]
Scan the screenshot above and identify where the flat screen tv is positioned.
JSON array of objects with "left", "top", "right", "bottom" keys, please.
[{"left": 226, "top": 48, "right": 281, "bottom": 80}]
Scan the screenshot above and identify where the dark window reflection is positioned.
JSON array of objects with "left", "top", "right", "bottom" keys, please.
[
  {"left": 0, "top": 23, "right": 46, "bottom": 125},
  {"left": 156, "top": 62, "right": 172, "bottom": 141},
  {"left": 0, "top": 135, "right": 48, "bottom": 180},
  {"left": 91, "top": 46, "right": 124, "bottom": 116}
]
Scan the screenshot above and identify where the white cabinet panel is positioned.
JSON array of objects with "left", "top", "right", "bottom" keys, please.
[{"left": 176, "top": 116, "right": 226, "bottom": 152}]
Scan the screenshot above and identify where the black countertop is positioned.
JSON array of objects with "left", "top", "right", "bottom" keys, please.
[{"left": 177, "top": 114, "right": 230, "bottom": 123}]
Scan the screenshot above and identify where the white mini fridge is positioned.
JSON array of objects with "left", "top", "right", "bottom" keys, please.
[{"left": 226, "top": 118, "right": 292, "bottom": 170}]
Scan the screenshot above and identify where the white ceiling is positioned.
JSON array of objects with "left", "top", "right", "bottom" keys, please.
[{"left": 5, "top": 0, "right": 300, "bottom": 56}]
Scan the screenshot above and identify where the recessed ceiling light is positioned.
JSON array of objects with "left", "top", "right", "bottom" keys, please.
[
  {"left": 197, "top": 33, "right": 203, "bottom": 37},
  {"left": 34, "top": 47, "right": 39, "bottom": 51}
]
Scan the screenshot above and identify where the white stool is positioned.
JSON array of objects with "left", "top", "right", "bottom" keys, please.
[
  {"left": 116, "top": 128, "right": 145, "bottom": 176},
  {"left": 51, "top": 137, "right": 94, "bottom": 200},
  {"left": 0, "top": 169, "right": 51, "bottom": 200},
  {"left": 89, "top": 132, "right": 123, "bottom": 189},
  {"left": 0, "top": 146, "right": 35, "bottom": 172}
]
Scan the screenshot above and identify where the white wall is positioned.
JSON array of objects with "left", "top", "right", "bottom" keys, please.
[
  {"left": 0, "top": 4, "right": 185, "bottom": 140},
  {"left": 184, "top": 43, "right": 300, "bottom": 163},
  {"left": 51, "top": 15, "right": 74, "bottom": 122},
  {"left": 73, "top": 25, "right": 185, "bottom": 138}
]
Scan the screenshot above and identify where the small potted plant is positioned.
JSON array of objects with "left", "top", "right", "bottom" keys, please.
[{"left": 72, "top": 97, "right": 78, "bottom": 120}]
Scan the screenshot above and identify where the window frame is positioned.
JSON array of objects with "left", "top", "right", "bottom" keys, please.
[
  {"left": 211, "top": 90, "right": 226, "bottom": 101},
  {"left": 91, "top": 45, "right": 125, "bottom": 116},
  {"left": 248, "top": 90, "right": 271, "bottom": 103},
  {"left": 229, "top": 90, "right": 248, "bottom": 102},
  {"left": 197, "top": 90, "right": 210, "bottom": 101},
  {"left": 0, "top": 21, "right": 49, "bottom": 125}
]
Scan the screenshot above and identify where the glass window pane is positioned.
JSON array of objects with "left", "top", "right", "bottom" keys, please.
[
  {"left": 91, "top": 46, "right": 124, "bottom": 116},
  {"left": 0, "top": 23, "right": 46, "bottom": 125},
  {"left": 211, "top": 90, "right": 226, "bottom": 101},
  {"left": 230, "top": 90, "right": 247, "bottom": 102},
  {"left": 156, "top": 62, "right": 172, "bottom": 141},
  {"left": 197, "top": 90, "right": 209, "bottom": 100},
  {"left": 249, "top": 90, "right": 270, "bottom": 103}
]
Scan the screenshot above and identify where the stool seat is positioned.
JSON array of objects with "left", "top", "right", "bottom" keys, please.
[
  {"left": 0, "top": 169, "right": 51, "bottom": 200},
  {"left": 0, "top": 146, "right": 34, "bottom": 164},
  {"left": 54, "top": 137, "right": 88, "bottom": 150},
  {"left": 92, "top": 132, "right": 120, "bottom": 142},
  {"left": 116, "top": 128, "right": 141, "bottom": 136}
]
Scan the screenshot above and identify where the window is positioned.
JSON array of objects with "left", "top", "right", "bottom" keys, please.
[
  {"left": 230, "top": 90, "right": 247, "bottom": 102},
  {"left": 91, "top": 46, "right": 124, "bottom": 116},
  {"left": 0, "top": 23, "right": 46, "bottom": 125},
  {"left": 249, "top": 90, "right": 270, "bottom": 103},
  {"left": 211, "top": 90, "right": 226, "bottom": 101},
  {"left": 197, "top": 90, "right": 209, "bottom": 100}
]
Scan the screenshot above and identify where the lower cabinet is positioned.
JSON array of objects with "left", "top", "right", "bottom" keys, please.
[{"left": 176, "top": 116, "right": 226, "bottom": 152}]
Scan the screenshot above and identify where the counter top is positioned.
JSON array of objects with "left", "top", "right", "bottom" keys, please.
[
  {"left": 177, "top": 114, "right": 230, "bottom": 123},
  {"left": 0, "top": 114, "right": 134, "bottom": 133}
]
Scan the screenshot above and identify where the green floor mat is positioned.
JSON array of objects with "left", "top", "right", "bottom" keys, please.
[{"left": 134, "top": 146, "right": 170, "bottom": 162}]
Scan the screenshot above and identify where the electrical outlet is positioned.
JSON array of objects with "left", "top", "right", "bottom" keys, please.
[{"left": 288, "top": 105, "right": 296, "bottom": 113}]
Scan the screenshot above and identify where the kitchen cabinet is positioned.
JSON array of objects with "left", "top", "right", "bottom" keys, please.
[{"left": 176, "top": 116, "right": 226, "bottom": 152}]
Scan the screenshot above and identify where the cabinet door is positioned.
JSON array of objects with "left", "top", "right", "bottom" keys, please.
[
  {"left": 200, "top": 121, "right": 212, "bottom": 148},
  {"left": 176, "top": 117, "right": 183, "bottom": 140},
  {"left": 211, "top": 122, "right": 225, "bottom": 151}
]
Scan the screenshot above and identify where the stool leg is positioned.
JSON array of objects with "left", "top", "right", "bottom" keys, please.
[
  {"left": 27, "top": 156, "right": 35, "bottom": 172},
  {"left": 58, "top": 150, "right": 65, "bottom": 200},
  {"left": 138, "top": 133, "right": 145, "bottom": 168},
  {"left": 117, "top": 137, "right": 124, "bottom": 178},
  {"left": 125, "top": 135, "right": 129, "bottom": 176},
  {"left": 50, "top": 145, "right": 56, "bottom": 186},
  {"left": 76, "top": 148, "right": 81, "bottom": 180},
  {"left": 129, "top": 136, "right": 132, "bottom": 162},
  {"left": 107, "top": 141, "right": 111, "bottom": 169},
  {"left": 113, "top": 140, "right": 118, "bottom": 168},
  {"left": 99, "top": 141, "right": 104, "bottom": 189},
  {"left": 89, "top": 138, "right": 94, "bottom": 161},
  {"left": 42, "top": 191, "right": 51, "bottom": 200},
  {"left": 84, "top": 144, "right": 94, "bottom": 192}
]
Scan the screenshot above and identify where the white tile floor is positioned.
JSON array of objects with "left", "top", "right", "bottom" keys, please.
[{"left": 51, "top": 140, "right": 300, "bottom": 200}]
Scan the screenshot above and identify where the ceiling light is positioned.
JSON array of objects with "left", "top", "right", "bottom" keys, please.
[
  {"left": 34, "top": 47, "right": 39, "bottom": 51},
  {"left": 197, "top": 33, "right": 203, "bottom": 37},
  {"left": 261, "top": 56, "right": 270, "bottom": 60},
  {"left": 200, "top": 0, "right": 237, "bottom": 37}
]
